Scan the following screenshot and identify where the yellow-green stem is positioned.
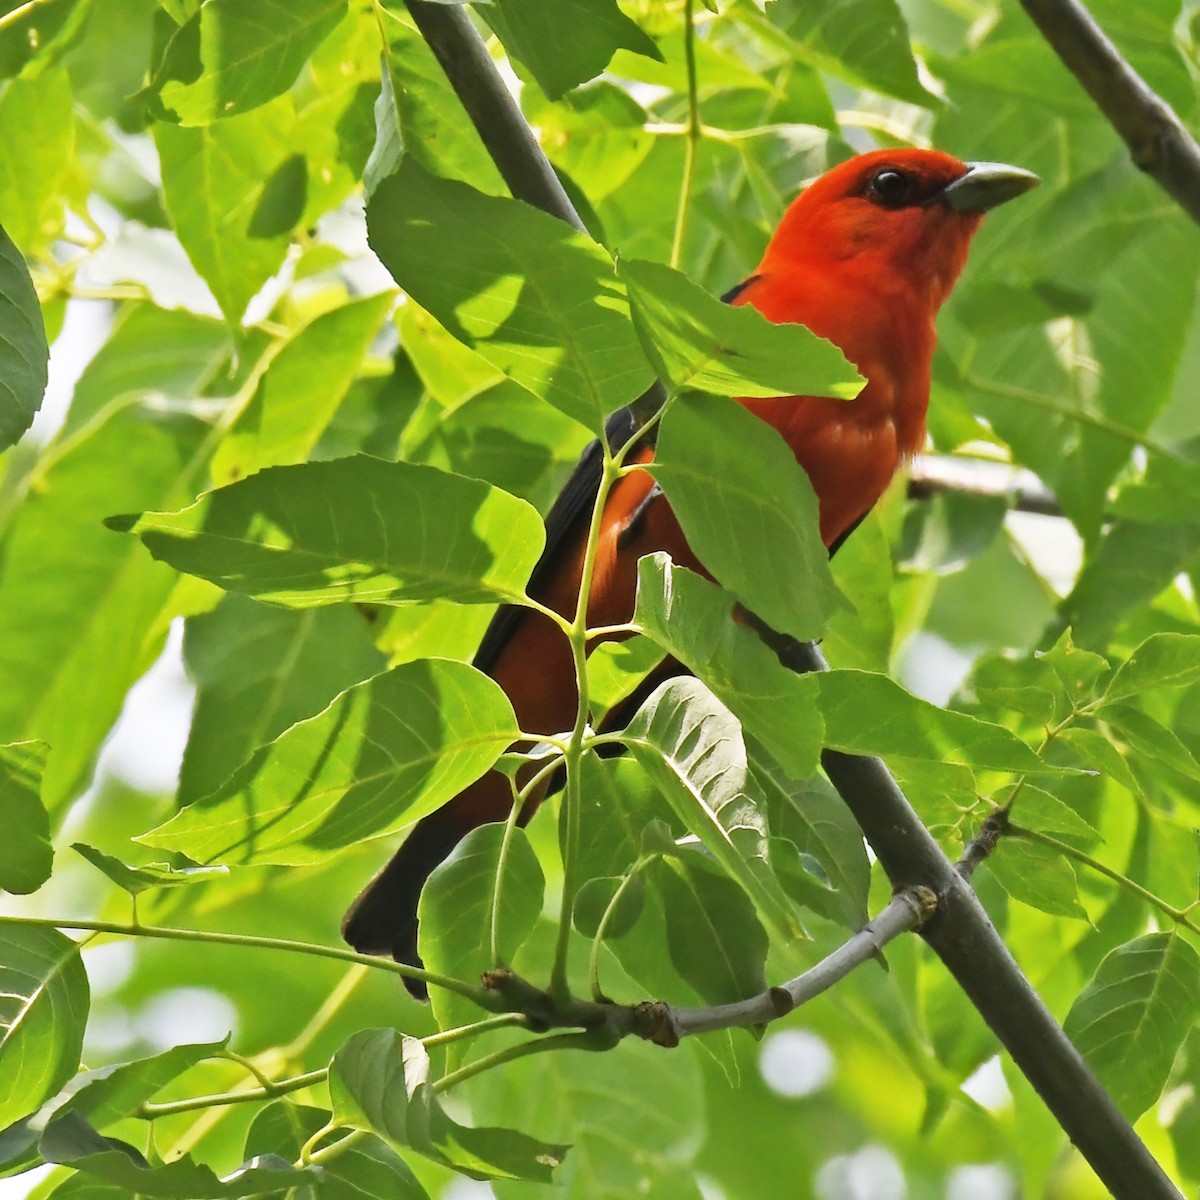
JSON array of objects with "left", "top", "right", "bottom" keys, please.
[
  {"left": 669, "top": 0, "right": 702, "bottom": 270},
  {"left": 139, "top": 1068, "right": 329, "bottom": 1120},
  {"left": 491, "top": 751, "right": 564, "bottom": 965},
  {"left": 3, "top": 915, "right": 495, "bottom": 1007},
  {"left": 549, "top": 451, "right": 622, "bottom": 1002},
  {"left": 1009, "top": 824, "right": 1200, "bottom": 934},
  {"left": 0, "top": 0, "right": 65, "bottom": 35},
  {"left": 587, "top": 857, "right": 652, "bottom": 1001}
]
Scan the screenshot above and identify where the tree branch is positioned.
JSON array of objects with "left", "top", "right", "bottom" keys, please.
[
  {"left": 1020, "top": 0, "right": 1200, "bottom": 226},
  {"left": 661, "top": 886, "right": 936, "bottom": 1041},
  {"left": 908, "top": 455, "right": 1062, "bottom": 517},
  {"left": 389, "top": 10, "right": 1182, "bottom": 1197}
]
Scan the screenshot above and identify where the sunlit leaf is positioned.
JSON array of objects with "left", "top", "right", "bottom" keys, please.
[
  {"left": 148, "top": 0, "right": 346, "bottom": 125},
  {"left": 71, "top": 844, "right": 227, "bottom": 896},
  {"left": 367, "top": 159, "right": 654, "bottom": 433},
  {"left": 211, "top": 293, "right": 395, "bottom": 482},
  {"left": 619, "top": 257, "right": 859, "bottom": 399},
  {"left": 622, "top": 676, "right": 802, "bottom": 941},
  {"left": 633, "top": 555, "right": 822, "bottom": 778},
  {"left": 178, "top": 596, "right": 386, "bottom": 806},
  {"left": 653, "top": 391, "right": 846, "bottom": 642},
  {"left": 483, "top": 0, "right": 661, "bottom": 101},
  {"left": 0, "top": 924, "right": 89, "bottom": 1129},
  {"left": 0, "top": 742, "right": 52, "bottom": 895},
  {"left": 110, "top": 456, "right": 545, "bottom": 608},
  {"left": 0, "top": 225, "right": 48, "bottom": 452},
  {"left": 142, "top": 659, "right": 518, "bottom": 864}
]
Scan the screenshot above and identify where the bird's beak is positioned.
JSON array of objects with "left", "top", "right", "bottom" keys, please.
[{"left": 941, "top": 162, "right": 1040, "bottom": 212}]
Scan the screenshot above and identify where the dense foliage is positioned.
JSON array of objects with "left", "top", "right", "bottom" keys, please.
[{"left": 1, "top": 0, "right": 1199, "bottom": 1197}]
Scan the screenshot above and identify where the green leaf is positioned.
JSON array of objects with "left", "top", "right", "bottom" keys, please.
[
  {"left": 649, "top": 848, "right": 768, "bottom": 1006},
  {"left": 156, "top": 99, "right": 301, "bottom": 323},
  {"left": 0, "top": 0, "right": 90, "bottom": 80},
  {"left": 71, "top": 843, "right": 228, "bottom": 896},
  {"left": 1103, "top": 633, "right": 1200, "bottom": 702},
  {"left": 149, "top": 0, "right": 346, "bottom": 125},
  {"left": 111, "top": 455, "right": 546, "bottom": 608},
  {"left": 0, "top": 741, "right": 52, "bottom": 894},
  {"left": 0, "top": 69, "right": 73, "bottom": 252},
  {"left": 472, "top": 1015, "right": 704, "bottom": 1199},
  {"left": 40, "top": 1110, "right": 314, "bottom": 1197},
  {"left": 0, "top": 225, "right": 48, "bottom": 452},
  {"left": 364, "top": 48, "right": 403, "bottom": 198},
  {"left": 652, "top": 391, "right": 846, "bottom": 642},
  {"left": 374, "top": 10, "right": 503, "bottom": 192},
  {"left": 0, "top": 1039, "right": 229, "bottom": 1176},
  {"left": 777, "top": 0, "right": 934, "bottom": 105},
  {"left": 1099, "top": 703, "right": 1200, "bottom": 784},
  {"left": 211, "top": 293, "right": 394, "bottom": 482},
  {"left": 142, "top": 659, "right": 519, "bottom": 864},
  {"left": 1058, "top": 726, "right": 1143, "bottom": 798},
  {"left": 483, "top": 0, "right": 661, "bottom": 101},
  {"left": 1064, "top": 933, "right": 1200, "bottom": 1118},
  {"left": 366, "top": 159, "right": 654, "bottom": 433},
  {"left": 815, "top": 669, "right": 1053, "bottom": 774},
  {"left": 420, "top": 824, "right": 543, "bottom": 1053},
  {"left": 573, "top": 874, "right": 645, "bottom": 940},
  {"left": 307, "top": 1133, "right": 431, "bottom": 1199},
  {"left": 619, "top": 257, "right": 859, "bottom": 400},
  {"left": 0, "top": 924, "right": 89, "bottom": 1128},
  {"left": 749, "top": 762, "right": 870, "bottom": 929},
  {"left": 622, "top": 676, "right": 801, "bottom": 942},
  {"left": 1006, "top": 785, "right": 1100, "bottom": 849},
  {"left": 633, "top": 555, "right": 822, "bottom": 778},
  {"left": 0, "top": 404, "right": 209, "bottom": 808},
  {"left": 179, "top": 596, "right": 386, "bottom": 806},
  {"left": 58, "top": 304, "right": 230, "bottom": 436},
  {"left": 329, "top": 1029, "right": 568, "bottom": 1183},
  {"left": 986, "top": 837, "right": 1088, "bottom": 920}
]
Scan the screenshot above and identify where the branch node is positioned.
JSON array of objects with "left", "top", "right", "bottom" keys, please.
[
  {"left": 769, "top": 986, "right": 795, "bottom": 1018},
  {"left": 630, "top": 1000, "right": 680, "bottom": 1047},
  {"left": 956, "top": 807, "right": 1011, "bottom": 882}
]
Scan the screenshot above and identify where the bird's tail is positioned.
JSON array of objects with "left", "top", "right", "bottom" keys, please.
[{"left": 341, "top": 808, "right": 464, "bottom": 1000}]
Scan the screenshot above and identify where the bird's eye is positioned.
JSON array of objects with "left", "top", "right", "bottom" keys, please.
[{"left": 867, "top": 169, "right": 913, "bottom": 208}]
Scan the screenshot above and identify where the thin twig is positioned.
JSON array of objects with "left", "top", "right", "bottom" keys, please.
[
  {"left": 907, "top": 455, "right": 1062, "bottom": 517},
  {"left": 1020, "top": 0, "right": 1200, "bottom": 226},
  {"left": 659, "top": 887, "right": 936, "bottom": 1042}
]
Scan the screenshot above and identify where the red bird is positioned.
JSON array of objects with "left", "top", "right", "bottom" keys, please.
[{"left": 343, "top": 148, "right": 1038, "bottom": 986}]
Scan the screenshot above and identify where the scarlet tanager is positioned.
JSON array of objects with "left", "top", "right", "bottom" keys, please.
[{"left": 343, "top": 148, "right": 1039, "bottom": 990}]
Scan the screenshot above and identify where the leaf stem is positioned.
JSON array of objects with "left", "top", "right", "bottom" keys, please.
[
  {"left": 549, "top": 448, "right": 621, "bottom": 1003},
  {"left": 1, "top": 916, "right": 498, "bottom": 1008},
  {"left": 587, "top": 859, "right": 652, "bottom": 1002},
  {"left": 432, "top": 1029, "right": 609, "bottom": 1094},
  {"left": 489, "top": 755, "right": 563, "bottom": 965},
  {"left": 1008, "top": 824, "right": 1200, "bottom": 934},
  {"left": 669, "top": 0, "right": 703, "bottom": 270},
  {"left": 0, "top": 0, "right": 66, "bottom": 35},
  {"left": 138, "top": 1068, "right": 330, "bottom": 1120}
]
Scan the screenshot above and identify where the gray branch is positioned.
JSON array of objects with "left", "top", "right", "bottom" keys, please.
[
  {"left": 1020, "top": 0, "right": 1200, "bottom": 226},
  {"left": 663, "top": 887, "right": 935, "bottom": 1040},
  {"left": 395, "top": 5, "right": 1181, "bottom": 1196}
]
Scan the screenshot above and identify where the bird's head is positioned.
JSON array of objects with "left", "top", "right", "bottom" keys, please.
[{"left": 763, "top": 148, "right": 1039, "bottom": 311}]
